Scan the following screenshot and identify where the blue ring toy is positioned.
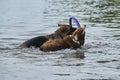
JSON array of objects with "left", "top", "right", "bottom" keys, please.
[{"left": 69, "top": 16, "right": 81, "bottom": 28}]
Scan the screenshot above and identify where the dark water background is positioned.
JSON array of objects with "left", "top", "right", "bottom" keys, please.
[{"left": 0, "top": 0, "right": 120, "bottom": 80}]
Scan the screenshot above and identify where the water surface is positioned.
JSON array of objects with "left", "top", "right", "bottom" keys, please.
[{"left": 0, "top": 0, "right": 120, "bottom": 80}]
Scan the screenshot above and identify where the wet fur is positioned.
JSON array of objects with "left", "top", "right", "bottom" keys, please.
[
  {"left": 40, "top": 26, "right": 85, "bottom": 51},
  {"left": 19, "top": 24, "right": 76, "bottom": 48}
]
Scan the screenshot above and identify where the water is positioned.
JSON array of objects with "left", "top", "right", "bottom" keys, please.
[{"left": 0, "top": 0, "right": 120, "bottom": 80}]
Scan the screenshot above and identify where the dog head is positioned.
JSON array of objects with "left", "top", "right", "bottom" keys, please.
[
  {"left": 72, "top": 25, "right": 86, "bottom": 45},
  {"left": 57, "top": 24, "right": 77, "bottom": 36},
  {"left": 55, "top": 24, "right": 71, "bottom": 38}
]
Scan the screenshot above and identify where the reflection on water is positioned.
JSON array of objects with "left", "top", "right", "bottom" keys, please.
[
  {"left": 88, "top": 0, "right": 120, "bottom": 24},
  {"left": 0, "top": 0, "right": 120, "bottom": 80}
]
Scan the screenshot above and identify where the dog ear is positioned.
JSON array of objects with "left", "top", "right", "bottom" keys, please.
[
  {"left": 81, "top": 25, "right": 86, "bottom": 29},
  {"left": 58, "top": 24, "right": 61, "bottom": 27}
]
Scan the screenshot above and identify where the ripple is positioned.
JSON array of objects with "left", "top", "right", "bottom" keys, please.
[
  {"left": 97, "top": 59, "right": 119, "bottom": 63},
  {"left": 0, "top": 0, "right": 120, "bottom": 80}
]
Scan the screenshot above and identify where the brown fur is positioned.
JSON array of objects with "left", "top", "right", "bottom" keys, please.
[
  {"left": 19, "top": 24, "right": 76, "bottom": 48},
  {"left": 40, "top": 25, "right": 86, "bottom": 51},
  {"left": 46, "top": 24, "right": 71, "bottom": 39}
]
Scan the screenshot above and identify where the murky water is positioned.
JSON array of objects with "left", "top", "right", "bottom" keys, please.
[{"left": 0, "top": 0, "right": 120, "bottom": 80}]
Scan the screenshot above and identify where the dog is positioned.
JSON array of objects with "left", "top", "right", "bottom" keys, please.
[
  {"left": 40, "top": 25, "right": 86, "bottom": 51},
  {"left": 19, "top": 24, "right": 77, "bottom": 48}
]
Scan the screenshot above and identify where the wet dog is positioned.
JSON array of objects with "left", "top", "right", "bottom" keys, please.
[
  {"left": 40, "top": 25, "right": 86, "bottom": 51},
  {"left": 19, "top": 24, "right": 76, "bottom": 48}
]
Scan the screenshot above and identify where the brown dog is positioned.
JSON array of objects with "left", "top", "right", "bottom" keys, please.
[
  {"left": 19, "top": 24, "right": 76, "bottom": 48},
  {"left": 40, "top": 25, "right": 86, "bottom": 51}
]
